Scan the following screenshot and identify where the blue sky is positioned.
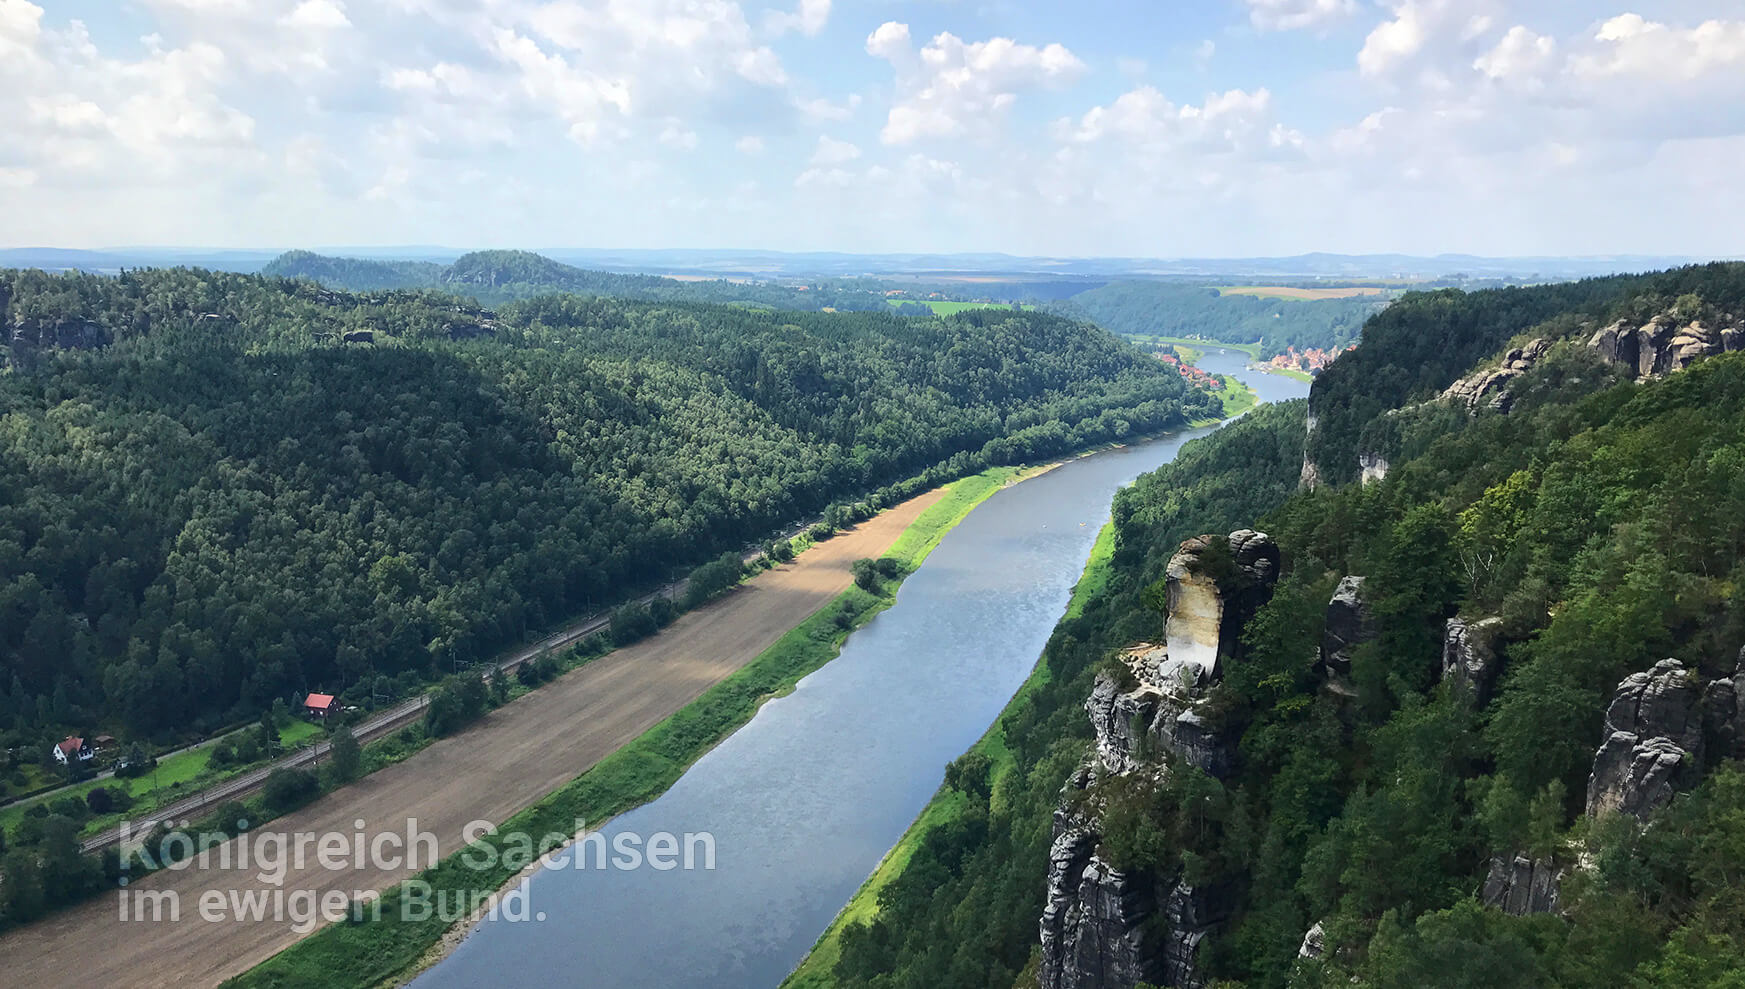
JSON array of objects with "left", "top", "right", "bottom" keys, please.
[{"left": 2, "top": 0, "right": 1742, "bottom": 257}]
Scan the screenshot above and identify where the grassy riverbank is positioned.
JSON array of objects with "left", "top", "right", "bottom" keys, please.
[
  {"left": 224, "top": 467, "right": 1024, "bottom": 989},
  {"left": 781, "top": 520, "right": 1117, "bottom": 989}
]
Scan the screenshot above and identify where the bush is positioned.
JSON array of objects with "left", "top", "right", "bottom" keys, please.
[
  {"left": 680, "top": 551, "right": 744, "bottom": 610},
  {"left": 874, "top": 557, "right": 903, "bottom": 579},
  {"left": 648, "top": 596, "right": 677, "bottom": 628},
  {"left": 608, "top": 603, "right": 659, "bottom": 646},
  {"left": 262, "top": 767, "right": 320, "bottom": 813},
  {"left": 851, "top": 558, "right": 880, "bottom": 592},
  {"left": 327, "top": 725, "right": 361, "bottom": 784},
  {"left": 85, "top": 787, "right": 115, "bottom": 815}
]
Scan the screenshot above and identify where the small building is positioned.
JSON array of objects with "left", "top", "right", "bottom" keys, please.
[
  {"left": 304, "top": 693, "right": 337, "bottom": 720},
  {"left": 52, "top": 736, "right": 94, "bottom": 765},
  {"left": 93, "top": 734, "right": 117, "bottom": 750}
]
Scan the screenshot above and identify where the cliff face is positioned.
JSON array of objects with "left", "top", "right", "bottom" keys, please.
[
  {"left": 1039, "top": 531, "right": 1279, "bottom": 989},
  {"left": 1484, "top": 651, "right": 1745, "bottom": 918}
]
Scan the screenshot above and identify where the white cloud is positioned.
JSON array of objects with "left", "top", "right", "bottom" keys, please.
[
  {"left": 810, "top": 135, "right": 860, "bottom": 164},
  {"left": 765, "top": 0, "right": 829, "bottom": 38},
  {"left": 280, "top": 0, "right": 349, "bottom": 30},
  {"left": 1245, "top": 0, "right": 1355, "bottom": 32},
  {"left": 1358, "top": 2, "right": 1431, "bottom": 76},
  {"left": 865, "top": 21, "right": 909, "bottom": 61},
  {"left": 1572, "top": 14, "right": 1745, "bottom": 80},
  {"left": 867, "top": 24, "right": 1085, "bottom": 144},
  {"left": 659, "top": 122, "right": 698, "bottom": 151},
  {"left": 735, "top": 135, "right": 764, "bottom": 153},
  {"left": 1473, "top": 26, "right": 1554, "bottom": 83},
  {"left": 1059, "top": 86, "right": 1299, "bottom": 158}
]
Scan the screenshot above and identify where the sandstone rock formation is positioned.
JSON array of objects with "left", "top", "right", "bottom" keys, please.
[
  {"left": 1703, "top": 648, "right": 1745, "bottom": 766},
  {"left": 1588, "top": 313, "right": 1744, "bottom": 380},
  {"left": 1040, "top": 812, "right": 1160, "bottom": 989},
  {"left": 1297, "top": 921, "right": 1327, "bottom": 960},
  {"left": 1441, "top": 338, "right": 1552, "bottom": 414},
  {"left": 1319, "top": 576, "right": 1371, "bottom": 681},
  {"left": 1441, "top": 616, "right": 1503, "bottom": 707},
  {"left": 1481, "top": 853, "right": 1564, "bottom": 916},
  {"left": 1586, "top": 659, "right": 1703, "bottom": 820},
  {"left": 1042, "top": 531, "right": 1280, "bottom": 989},
  {"left": 1358, "top": 451, "right": 1390, "bottom": 485}
]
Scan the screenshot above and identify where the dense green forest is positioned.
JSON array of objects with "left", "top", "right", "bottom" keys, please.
[
  {"left": 1303, "top": 263, "right": 1745, "bottom": 486},
  {"left": 261, "top": 249, "right": 899, "bottom": 311},
  {"left": 831, "top": 263, "right": 1745, "bottom": 988},
  {"left": 0, "top": 266, "right": 1216, "bottom": 757},
  {"left": 1059, "top": 283, "right": 1383, "bottom": 359}
]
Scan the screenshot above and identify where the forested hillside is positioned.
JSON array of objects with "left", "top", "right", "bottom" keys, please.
[
  {"left": 1061, "top": 283, "right": 1383, "bottom": 358},
  {"left": 830, "top": 263, "right": 1745, "bottom": 988},
  {"left": 1303, "top": 262, "right": 1745, "bottom": 486},
  {"left": 0, "top": 267, "right": 1214, "bottom": 753},
  {"left": 262, "top": 249, "right": 895, "bottom": 311}
]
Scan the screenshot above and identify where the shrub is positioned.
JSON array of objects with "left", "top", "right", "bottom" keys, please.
[
  {"left": 262, "top": 768, "right": 319, "bottom": 813},
  {"left": 851, "top": 558, "right": 879, "bottom": 592}
]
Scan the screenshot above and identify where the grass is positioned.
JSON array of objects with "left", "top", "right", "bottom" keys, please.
[
  {"left": 883, "top": 466, "right": 1020, "bottom": 569},
  {"left": 1263, "top": 366, "right": 1315, "bottom": 383},
  {"left": 886, "top": 300, "right": 1036, "bottom": 316},
  {"left": 1218, "top": 377, "right": 1260, "bottom": 418},
  {"left": 780, "top": 519, "right": 1118, "bottom": 989},
  {"left": 224, "top": 468, "right": 1022, "bottom": 989},
  {"left": 0, "top": 720, "right": 323, "bottom": 839}
]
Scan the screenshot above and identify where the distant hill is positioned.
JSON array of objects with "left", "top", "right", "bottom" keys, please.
[
  {"left": 1061, "top": 281, "right": 1387, "bottom": 358},
  {"left": 261, "top": 248, "right": 893, "bottom": 312},
  {"left": 261, "top": 250, "right": 444, "bottom": 292}
]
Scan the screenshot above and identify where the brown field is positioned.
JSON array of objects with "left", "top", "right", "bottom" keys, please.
[
  {"left": 0, "top": 489, "right": 943, "bottom": 989},
  {"left": 1216, "top": 285, "right": 1389, "bottom": 300}
]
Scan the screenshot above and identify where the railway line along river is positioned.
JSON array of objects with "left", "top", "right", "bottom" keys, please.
[{"left": 414, "top": 350, "right": 1307, "bottom": 989}]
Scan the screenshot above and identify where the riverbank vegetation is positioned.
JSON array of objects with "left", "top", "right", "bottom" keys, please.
[{"left": 0, "top": 266, "right": 1216, "bottom": 782}]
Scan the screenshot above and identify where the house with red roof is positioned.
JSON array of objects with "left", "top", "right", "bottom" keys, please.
[
  {"left": 304, "top": 693, "right": 337, "bottom": 720},
  {"left": 52, "top": 735, "right": 93, "bottom": 765}
]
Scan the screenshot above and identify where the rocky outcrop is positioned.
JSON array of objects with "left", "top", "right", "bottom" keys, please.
[
  {"left": 1441, "top": 338, "right": 1552, "bottom": 414},
  {"left": 1297, "top": 921, "right": 1327, "bottom": 960},
  {"left": 1703, "top": 648, "right": 1745, "bottom": 766},
  {"left": 1319, "top": 576, "right": 1371, "bottom": 681},
  {"left": 1158, "top": 881, "right": 1226, "bottom": 988},
  {"left": 10, "top": 315, "right": 111, "bottom": 351},
  {"left": 1300, "top": 409, "right": 1321, "bottom": 491},
  {"left": 1588, "top": 313, "right": 1744, "bottom": 381},
  {"left": 1441, "top": 616, "right": 1503, "bottom": 707},
  {"left": 1586, "top": 659, "right": 1704, "bottom": 820},
  {"left": 1358, "top": 452, "right": 1390, "bottom": 485},
  {"left": 1040, "top": 817, "right": 1160, "bottom": 989},
  {"left": 1044, "top": 531, "right": 1281, "bottom": 989},
  {"left": 1481, "top": 853, "right": 1564, "bottom": 916},
  {"left": 343, "top": 329, "right": 375, "bottom": 343},
  {"left": 1165, "top": 537, "right": 1225, "bottom": 677}
]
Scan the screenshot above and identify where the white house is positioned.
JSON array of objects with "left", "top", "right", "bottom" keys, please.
[{"left": 52, "top": 736, "right": 94, "bottom": 765}]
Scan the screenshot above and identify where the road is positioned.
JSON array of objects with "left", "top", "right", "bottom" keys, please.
[{"left": 0, "top": 489, "right": 943, "bottom": 989}]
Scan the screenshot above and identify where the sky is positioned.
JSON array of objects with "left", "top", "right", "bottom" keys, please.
[{"left": 1, "top": 0, "right": 1742, "bottom": 257}]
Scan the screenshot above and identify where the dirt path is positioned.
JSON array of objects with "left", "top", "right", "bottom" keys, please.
[{"left": 0, "top": 489, "right": 944, "bottom": 988}]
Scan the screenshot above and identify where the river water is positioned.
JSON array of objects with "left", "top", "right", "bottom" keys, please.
[{"left": 414, "top": 350, "right": 1306, "bottom": 989}]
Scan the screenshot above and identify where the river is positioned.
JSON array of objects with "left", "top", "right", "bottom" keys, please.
[{"left": 413, "top": 350, "right": 1307, "bottom": 989}]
